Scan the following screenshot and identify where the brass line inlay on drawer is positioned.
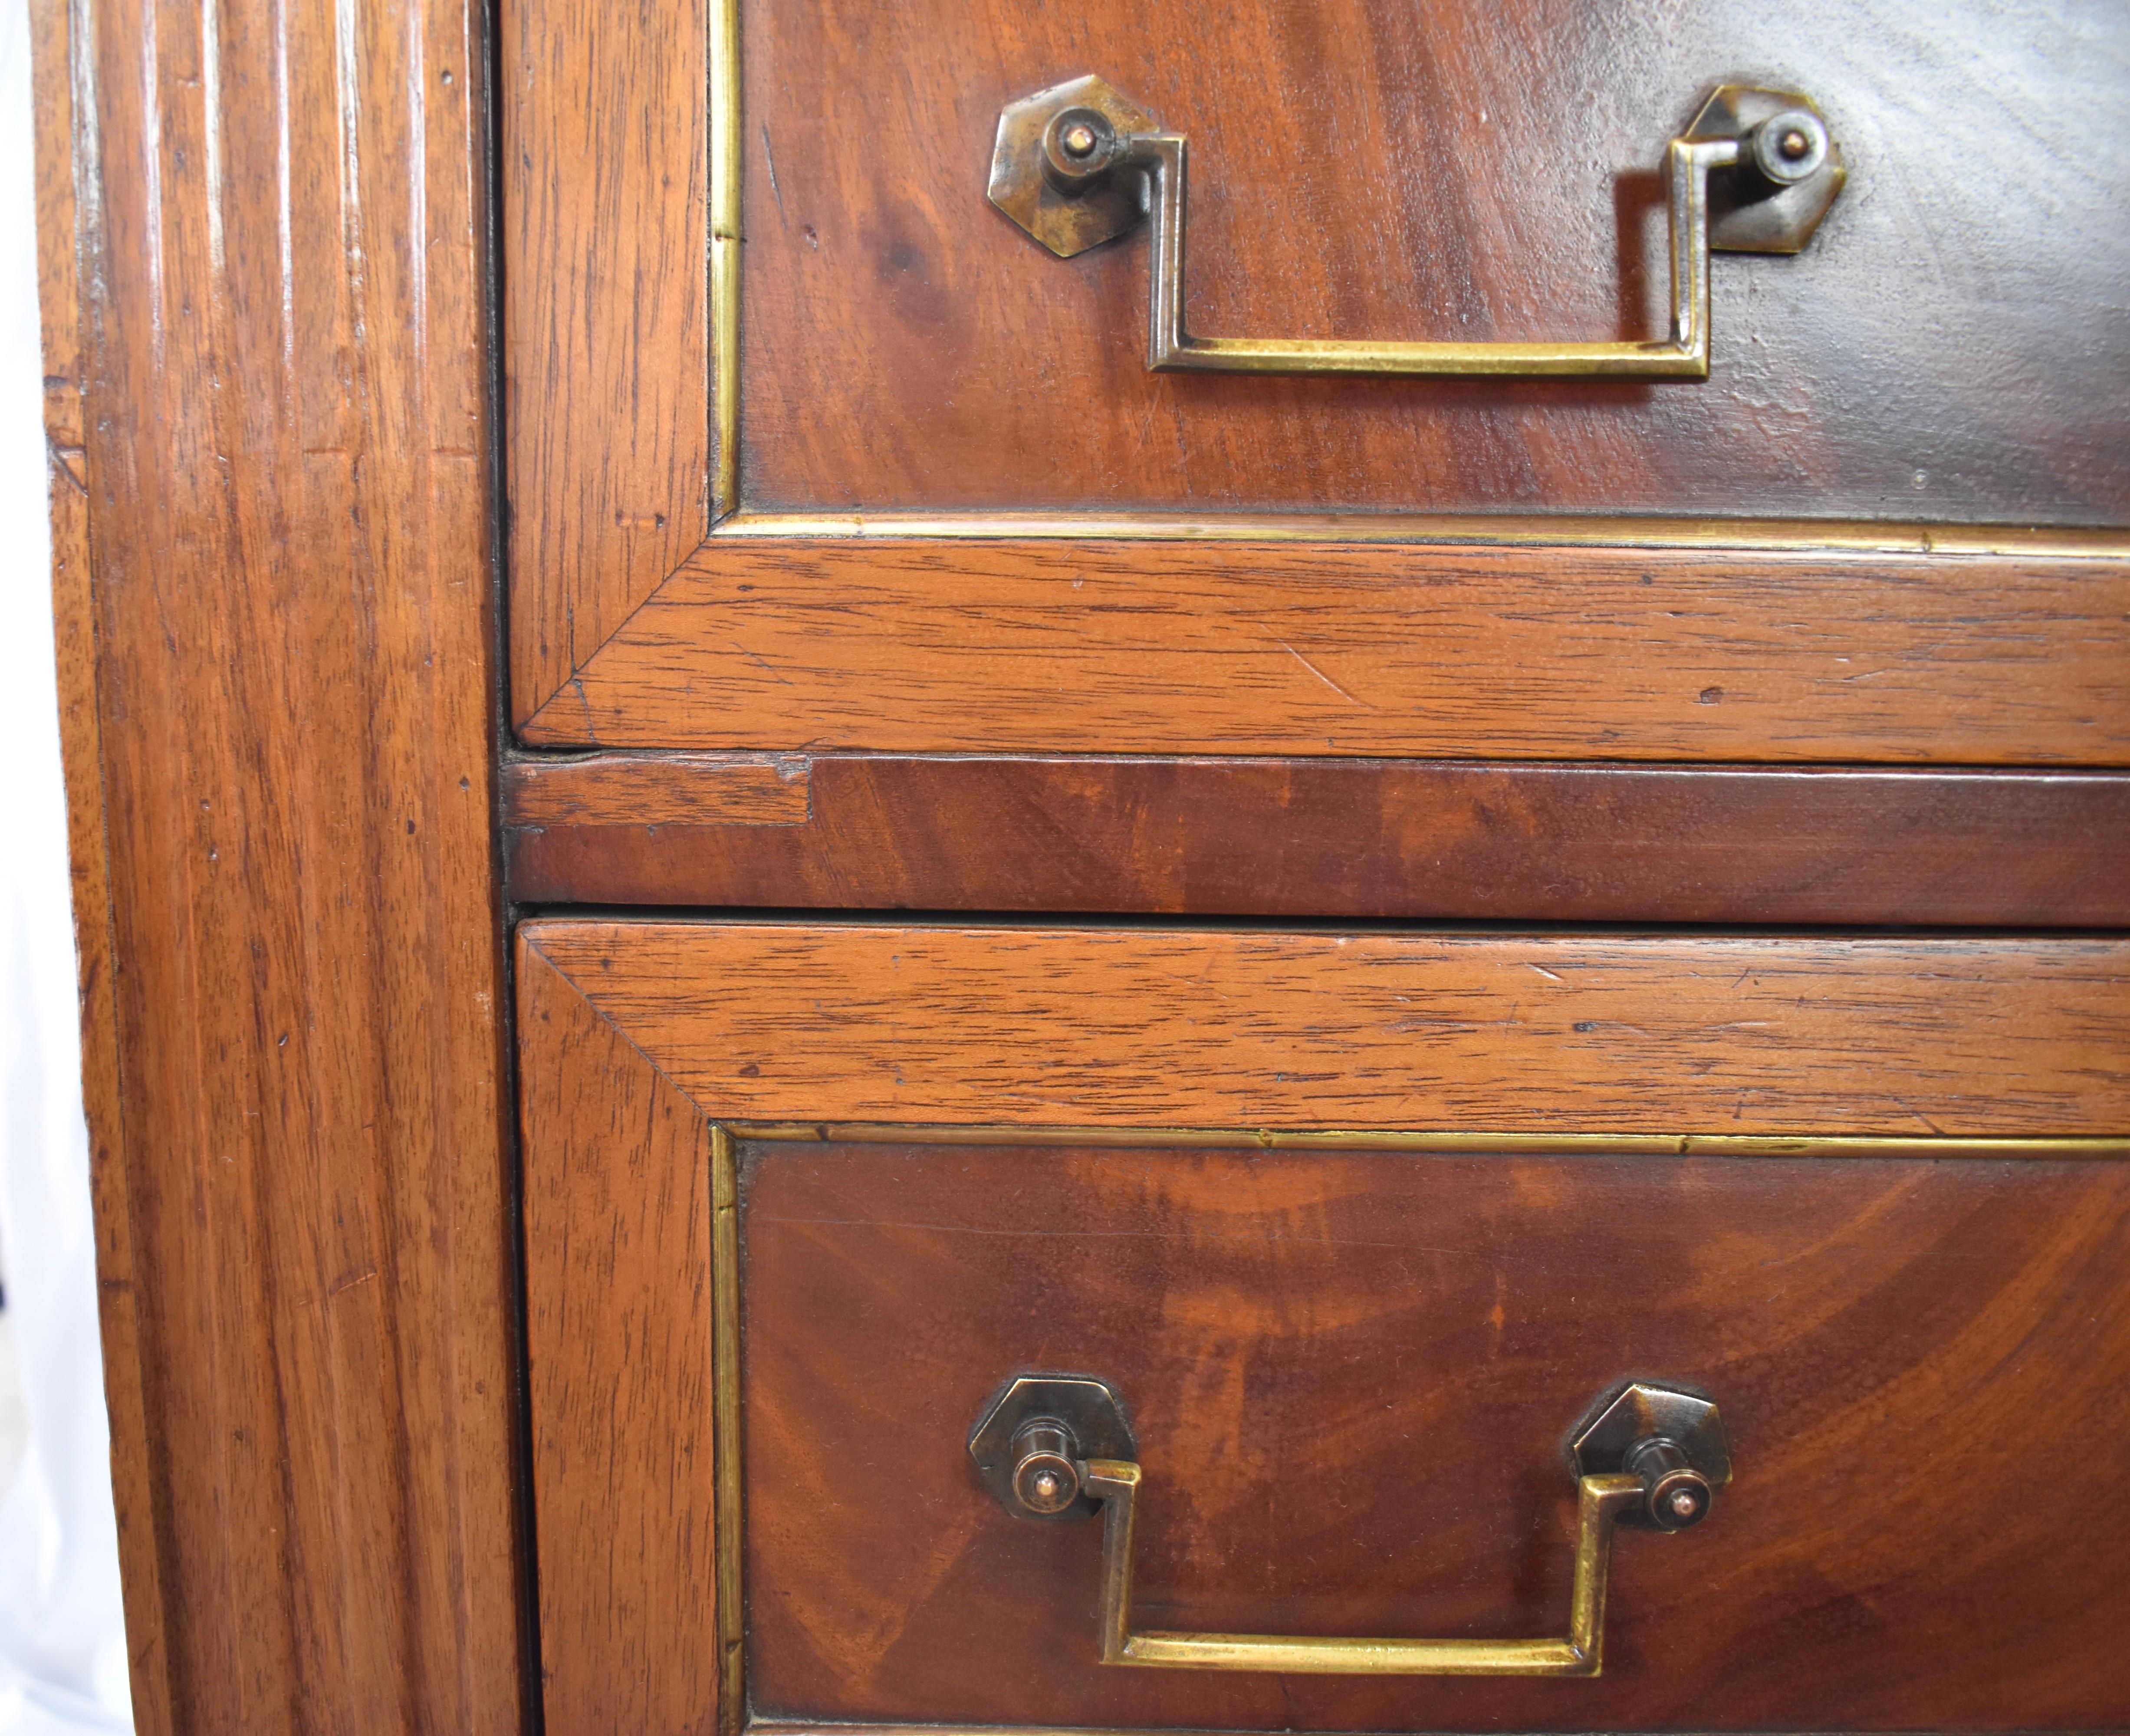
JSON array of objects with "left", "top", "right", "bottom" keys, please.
[
  {"left": 699, "top": 0, "right": 2127, "bottom": 557},
  {"left": 707, "top": 1122, "right": 2127, "bottom": 1736}
]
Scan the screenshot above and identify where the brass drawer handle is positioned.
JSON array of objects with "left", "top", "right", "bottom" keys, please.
[
  {"left": 987, "top": 79, "right": 1843, "bottom": 380},
  {"left": 969, "top": 1375, "right": 1730, "bottom": 1677}
]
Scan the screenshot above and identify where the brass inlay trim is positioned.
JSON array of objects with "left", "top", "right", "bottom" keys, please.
[
  {"left": 709, "top": 0, "right": 741, "bottom": 517},
  {"left": 700, "top": 17, "right": 2124, "bottom": 547},
  {"left": 710, "top": 511, "right": 2130, "bottom": 558},
  {"left": 725, "top": 1123, "right": 2130, "bottom": 1157},
  {"left": 710, "top": 1126, "right": 746, "bottom": 1736}
]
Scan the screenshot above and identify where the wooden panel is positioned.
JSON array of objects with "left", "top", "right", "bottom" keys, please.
[
  {"left": 502, "top": 0, "right": 713, "bottom": 725},
  {"left": 32, "top": 4, "right": 174, "bottom": 1723},
  {"left": 42, "top": 0, "right": 526, "bottom": 1723},
  {"left": 737, "top": 0, "right": 2130, "bottom": 520},
  {"left": 519, "top": 944, "right": 719, "bottom": 1736},
  {"left": 519, "top": 539, "right": 2130, "bottom": 761},
  {"left": 741, "top": 1141, "right": 2130, "bottom": 1730},
  {"left": 503, "top": 753, "right": 2130, "bottom": 926},
  {"left": 520, "top": 923, "right": 2130, "bottom": 1136}
]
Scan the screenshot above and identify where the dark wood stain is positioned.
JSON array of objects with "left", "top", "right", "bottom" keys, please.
[
  {"left": 738, "top": 0, "right": 2130, "bottom": 520},
  {"left": 741, "top": 1140, "right": 2130, "bottom": 1729},
  {"left": 504, "top": 753, "right": 2130, "bottom": 926}
]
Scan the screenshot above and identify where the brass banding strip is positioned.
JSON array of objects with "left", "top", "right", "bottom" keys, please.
[
  {"left": 709, "top": 0, "right": 741, "bottom": 516},
  {"left": 711, "top": 511, "right": 2130, "bottom": 556},
  {"left": 726, "top": 1122, "right": 2130, "bottom": 1157},
  {"left": 710, "top": 1127, "right": 745, "bottom": 1736}
]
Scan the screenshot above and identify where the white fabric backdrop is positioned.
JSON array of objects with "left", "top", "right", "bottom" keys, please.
[{"left": 0, "top": 0, "right": 135, "bottom": 1726}]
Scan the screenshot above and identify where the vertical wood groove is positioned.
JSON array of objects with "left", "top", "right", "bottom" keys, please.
[{"left": 37, "top": 0, "right": 527, "bottom": 1719}]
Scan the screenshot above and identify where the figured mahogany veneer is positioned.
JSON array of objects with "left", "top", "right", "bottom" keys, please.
[
  {"left": 733, "top": 0, "right": 2130, "bottom": 523},
  {"left": 743, "top": 1143, "right": 2130, "bottom": 1731},
  {"left": 504, "top": 753, "right": 2130, "bottom": 925}
]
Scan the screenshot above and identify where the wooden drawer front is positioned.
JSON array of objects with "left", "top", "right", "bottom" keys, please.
[
  {"left": 740, "top": 1140, "right": 2130, "bottom": 1732},
  {"left": 505, "top": 0, "right": 2130, "bottom": 755},
  {"left": 518, "top": 921, "right": 2130, "bottom": 1736}
]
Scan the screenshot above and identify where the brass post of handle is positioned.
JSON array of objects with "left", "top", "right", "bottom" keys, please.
[
  {"left": 986, "top": 76, "right": 1844, "bottom": 380},
  {"left": 967, "top": 1374, "right": 1731, "bottom": 1678}
]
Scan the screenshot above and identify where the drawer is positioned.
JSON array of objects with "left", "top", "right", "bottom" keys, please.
[
  {"left": 518, "top": 921, "right": 2130, "bottom": 1734},
  {"left": 503, "top": 0, "right": 2130, "bottom": 760}
]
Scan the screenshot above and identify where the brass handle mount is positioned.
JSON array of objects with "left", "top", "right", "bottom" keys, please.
[
  {"left": 967, "top": 1374, "right": 1732, "bottom": 1677},
  {"left": 986, "top": 76, "right": 1844, "bottom": 379}
]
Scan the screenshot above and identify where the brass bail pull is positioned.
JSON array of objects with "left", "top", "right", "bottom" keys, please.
[
  {"left": 986, "top": 76, "right": 1844, "bottom": 380},
  {"left": 968, "top": 1375, "right": 1732, "bottom": 1677}
]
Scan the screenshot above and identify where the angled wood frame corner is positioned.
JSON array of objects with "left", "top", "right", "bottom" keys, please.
[
  {"left": 516, "top": 921, "right": 2130, "bottom": 1736},
  {"left": 503, "top": 0, "right": 2130, "bottom": 757}
]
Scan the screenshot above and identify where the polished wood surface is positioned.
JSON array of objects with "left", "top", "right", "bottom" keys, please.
[
  {"left": 519, "top": 929, "right": 2130, "bottom": 1733},
  {"left": 36, "top": 0, "right": 526, "bottom": 1724},
  {"left": 516, "top": 539, "right": 2130, "bottom": 760},
  {"left": 742, "top": 1141, "right": 2130, "bottom": 1730},
  {"left": 503, "top": 0, "right": 712, "bottom": 729},
  {"left": 504, "top": 753, "right": 2130, "bottom": 926},
  {"left": 504, "top": 0, "right": 2130, "bottom": 735},
  {"left": 520, "top": 944, "right": 720, "bottom": 1736},
  {"left": 523, "top": 922, "right": 2130, "bottom": 1136},
  {"left": 33, "top": 7, "right": 172, "bottom": 1723},
  {"left": 739, "top": 0, "right": 2130, "bottom": 521}
]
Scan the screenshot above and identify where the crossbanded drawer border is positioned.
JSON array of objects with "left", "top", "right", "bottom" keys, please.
[
  {"left": 516, "top": 919, "right": 2129, "bottom": 1736},
  {"left": 503, "top": 0, "right": 2130, "bottom": 749}
]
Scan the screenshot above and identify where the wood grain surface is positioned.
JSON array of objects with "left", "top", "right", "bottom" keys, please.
[
  {"left": 519, "top": 944, "right": 720, "bottom": 1736},
  {"left": 504, "top": 0, "right": 2130, "bottom": 734},
  {"left": 503, "top": 753, "right": 2130, "bottom": 926},
  {"left": 521, "top": 923, "right": 2130, "bottom": 1137},
  {"left": 741, "top": 1141, "right": 2130, "bottom": 1729},
  {"left": 32, "top": 7, "right": 174, "bottom": 1725},
  {"left": 503, "top": 0, "right": 713, "bottom": 728},
  {"left": 505, "top": 751, "right": 810, "bottom": 828},
  {"left": 37, "top": 0, "right": 526, "bottom": 1724},
  {"left": 516, "top": 539, "right": 2130, "bottom": 759},
  {"left": 737, "top": 0, "right": 2130, "bottom": 520},
  {"left": 519, "top": 929, "right": 2130, "bottom": 1733}
]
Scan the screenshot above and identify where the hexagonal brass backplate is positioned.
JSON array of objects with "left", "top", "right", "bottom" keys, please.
[
  {"left": 1571, "top": 1380, "right": 1732, "bottom": 1491},
  {"left": 987, "top": 75, "right": 1158, "bottom": 257},
  {"left": 967, "top": 1373, "right": 1136, "bottom": 1517},
  {"left": 1688, "top": 84, "right": 1845, "bottom": 253}
]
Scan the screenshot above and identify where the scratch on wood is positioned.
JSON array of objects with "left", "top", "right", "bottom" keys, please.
[
  {"left": 760, "top": 123, "right": 785, "bottom": 224},
  {"left": 1277, "top": 640, "right": 1373, "bottom": 708}
]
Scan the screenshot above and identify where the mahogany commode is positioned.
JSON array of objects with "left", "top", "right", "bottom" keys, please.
[
  {"left": 498, "top": 2, "right": 2130, "bottom": 1728},
  {"left": 38, "top": 0, "right": 2130, "bottom": 1730}
]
